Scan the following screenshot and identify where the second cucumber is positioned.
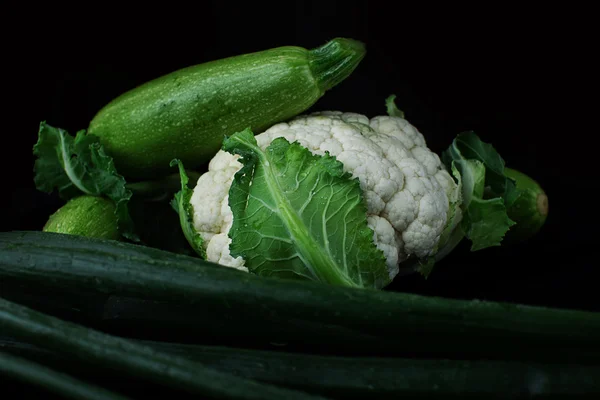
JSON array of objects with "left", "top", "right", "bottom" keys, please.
[{"left": 88, "top": 38, "right": 366, "bottom": 179}]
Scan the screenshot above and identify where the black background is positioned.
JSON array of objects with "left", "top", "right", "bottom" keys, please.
[{"left": 2, "top": 3, "right": 596, "bottom": 311}]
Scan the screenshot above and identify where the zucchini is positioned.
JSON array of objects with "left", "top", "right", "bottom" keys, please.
[
  {"left": 1, "top": 230, "right": 600, "bottom": 363},
  {"left": 0, "top": 351, "right": 131, "bottom": 400},
  {"left": 3, "top": 337, "right": 600, "bottom": 399},
  {"left": 0, "top": 297, "right": 327, "bottom": 400},
  {"left": 87, "top": 38, "right": 366, "bottom": 179},
  {"left": 504, "top": 167, "right": 549, "bottom": 242},
  {"left": 43, "top": 195, "right": 120, "bottom": 240}
]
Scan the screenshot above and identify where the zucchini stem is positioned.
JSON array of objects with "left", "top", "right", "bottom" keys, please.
[{"left": 309, "top": 38, "right": 366, "bottom": 93}]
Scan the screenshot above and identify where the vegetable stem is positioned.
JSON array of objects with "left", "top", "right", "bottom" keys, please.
[{"left": 308, "top": 38, "right": 366, "bottom": 93}]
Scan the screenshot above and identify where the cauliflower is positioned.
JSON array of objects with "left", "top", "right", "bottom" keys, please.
[{"left": 189, "top": 111, "right": 461, "bottom": 283}]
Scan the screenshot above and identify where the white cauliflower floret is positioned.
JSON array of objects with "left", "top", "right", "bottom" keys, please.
[
  {"left": 190, "top": 112, "right": 459, "bottom": 280},
  {"left": 190, "top": 151, "right": 247, "bottom": 271}
]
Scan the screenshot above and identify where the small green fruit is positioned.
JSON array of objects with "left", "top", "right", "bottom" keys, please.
[{"left": 43, "top": 196, "right": 120, "bottom": 240}]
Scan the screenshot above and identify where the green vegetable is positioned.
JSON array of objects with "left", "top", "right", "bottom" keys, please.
[
  {"left": 0, "top": 297, "right": 328, "bottom": 400},
  {"left": 33, "top": 123, "right": 206, "bottom": 243},
  {"left": 223, "top": 129, "right": 388, "bottom": 289},
  {"left": 504, "top": 167, "right": 549, "bottom": 242},
  {"left": 180, "top": 96, "right": 531, "bottom": 282},
  {"left": 442, "top": 131, "right": 518, "bottom": 250},
  {"left": 0, "top": 351, "right": 131, "bottom": 400},
  {"left": 87, "top": 38, "right": 366, "bottom": 179},
  {"left": 4, "top": 338, "right": 600, "bottom": 399},
  {"left": 33, "top": 122, "right": 138, "bottom": 241},
  {"left": 141, "top": 344, "right": 600, "bottom": 398},
  {"left": 441, "top": 133, "right": 550, "bottom": 250},
  {"left": 42, "top": 192, "right": 203, "bottom": 254},
  {"left": 2, "top": 231, "right": 599, "bottom": 363},
  {"left": 384, "top": 94, "right": 405, "bottom": 118},
  {"left": 43, "top": 195, "right": 120, "bottom": 241},
  {"left": 170, "top": 159, "right": 205, "bottom": 258}
]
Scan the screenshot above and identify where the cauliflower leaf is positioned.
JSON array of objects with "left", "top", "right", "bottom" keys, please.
[
  {"left": 442, "top": 132, "right": 516, "bottom": 250},
  {"left": 33, "top": 122, "right": 138, "bottom": 241},
  {"left": 223, "top": 128, "right": 389, "bottom": 289},
  {"left": 445, "top": 131, "right": 519, "bottom": 206},
  {"left": 170, "top": 159, "right": 206, "bottom": 259},
  {"left": 385, "top": 94, "right": 405, "bottom": 118}
]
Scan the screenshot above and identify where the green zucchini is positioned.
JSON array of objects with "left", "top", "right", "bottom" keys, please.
[
  {"left": 1, "top": 230, "right": 600, "bottom": 363},
  {"left": 3, "top": 337, "right": 600, "bottom": 399},
  {"left": 0, "top": 297, "right": 328, "bottom": 400},
  {"left": 0, "top": 351, "right": 131, "bottom": 400},
  {"left": 87, "top": 38, "right": 366, "bottom": 179},
  {"left": 504, "top": 167, "right": 549, "bottom": 242},
  {"left": 43, "top": 195, "right": 120, "bottom": 241}
]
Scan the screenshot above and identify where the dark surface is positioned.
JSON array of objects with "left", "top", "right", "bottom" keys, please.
[{"left": 2, "top": 3, "right": 596, "bottom": 314}]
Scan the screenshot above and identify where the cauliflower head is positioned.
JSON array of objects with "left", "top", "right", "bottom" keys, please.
[{"left": 190, "top": 111, "right": 460, "bottom": 281}]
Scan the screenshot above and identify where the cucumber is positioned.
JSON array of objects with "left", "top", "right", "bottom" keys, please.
[
  {"left": 152, "top": 344, "right": 600, "bottom": 398},
  {"left": 0, "top": 351, "right": 131, "bottom": 400},
  {"left": 0, "top": 297, "right": 328, "bottom": 400},
  {"left": 3, "top": 337, "right": 600, "bottom": 399},
  {"left": 42, "top": 195, "right": 120, "bottom": 240},
  {"left": 1, "top": 230, "right": 600, "bottom": 363},
  {"left": 87, "top": 38, "right": 366, "bottom": 179}
]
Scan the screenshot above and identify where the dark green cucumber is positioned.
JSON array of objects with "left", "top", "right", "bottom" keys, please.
[
  {"left": 0, "top": 297, "right": 327, "bottom": 400},
  {"left": 1, "top": 231, "right": 600, "bottom": 363},
  {"left": 132, "top": 342, "right": 600, "bottom": 399},
  {"left": 43, "top": 195, "right": 120, "bottom": 240},
  {"left": 0, "top": 351, "right": 131, "bottom": 400},
  {"left": 3, "top": 337, "right": 599, "bottom": 399},
  {"left": 87, "top": 38, "right": 365, "bottom": 179}
]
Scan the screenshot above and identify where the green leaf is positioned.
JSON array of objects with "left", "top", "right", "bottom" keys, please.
[
  {"left": 444, "top": 131, "right": 518, "bottom": 206},
  {"left": 415, "top": 257, "right": 436, "bottom": 278},
  {"left": 170, "top": 159, "right": 206, "bottom": 259},
  {"left": 33, "top": 121, "right": 138, "bottom": 241},
  {"left": 443, "top": 138, "right": 516, "bottom": 251},
  {"left": 451, "top": 159, "right": 486, "bottom": 205},
  {"left": 385, "top": 94, "right": 405, "bottom": 118},
  {"left": 224, "top": 128, "right": 389, "bottom": 289},
  {"left": 33, "top": 124, "right": 97, "bottom": 199},
  {"left": 466, "top": 197, "right": 516, "bottom": 251},
  {"left": 443, "top": 134, "right": 548, "bottom": 245}
]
